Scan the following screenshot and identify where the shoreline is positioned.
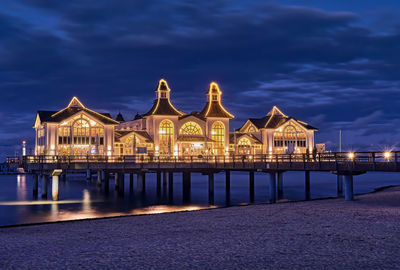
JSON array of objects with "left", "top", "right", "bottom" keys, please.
[
  {"left": 0, "top": 184, "right": 398, "bottom": 229},
  {"left": 1, "top": 185, "right": 400, "bottom": 268}
]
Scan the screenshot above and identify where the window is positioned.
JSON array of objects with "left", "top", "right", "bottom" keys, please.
[
  {"left": 179, "top": 122, "right": 203, "bottom": 135},
  {"left": 159, "top": 120, "right": 174, "bottom": 154},
  {"left": 273, "top": 125, "right": 307, "bottom": 149},
  {"left": 248, "top": 126, "right": 256, "bottom": 132},
  {"left": 211, "top": 121, "right": 225, "bottom": 155},
  {"left": 238, "top": 137, "right": 251, "bottom": 154},
  {"left": 212, "top": 95, "right": 218, "bottom": 101}
]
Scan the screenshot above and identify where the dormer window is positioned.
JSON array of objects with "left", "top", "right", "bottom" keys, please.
[
  {"left": 161, "top": 92, "right": 166, "bottom": 98},
  {"left": 212, "top": 95, "right": 218, "bottom": 101}
]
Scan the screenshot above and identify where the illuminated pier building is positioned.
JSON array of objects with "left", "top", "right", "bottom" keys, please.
[{"left": 33, "top": 79, "right": 317, "bottom": 156}]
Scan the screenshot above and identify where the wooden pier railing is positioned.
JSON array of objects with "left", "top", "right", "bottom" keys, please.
[{"left": 6, "top": 151, "right": 400, "bottom": 173}]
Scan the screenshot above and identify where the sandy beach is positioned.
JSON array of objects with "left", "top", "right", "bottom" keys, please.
[{"left": 1, "top": 187, "right": 400, "bottom": 269}]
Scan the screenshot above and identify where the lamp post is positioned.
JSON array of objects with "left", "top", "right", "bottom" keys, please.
[{"left": 22, "top": 140, "right": 26, "bottom": 156}]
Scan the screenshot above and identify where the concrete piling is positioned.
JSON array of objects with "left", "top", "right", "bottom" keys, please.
[
  {"left": 305, "top": 171, "right": 310, "bottom": 200},
  {"left": 277, "top": 171, "right": 283, "bottom": 196},
  {"left": 33, "top": 174, "right": 39, "bottom": 199},
  {"left": 97, "top": 170, "right": 102, "bottom": 186},
  {"left": 337, "top": 175, "right": 343, "bottom": 194},
  {"left": 42, "top": 174, "right": 49, "bottom": 199},
  {"left": 52, "top": 175, "right": 59, "bottom": 200},
  {"left": 208, "top": 173, "right": 214, "bottom": 205},
  {"left": 182, "top": 172, "right": 191, "bottom": 203},
  {"left": 269, "top": 172, "right": 276, "bottom": 203},
  {"left": 344, "top": 174, "right": 354, "bottom": 201},
  {"left": 249, "top": 171, "right": 255, "bottom": 203}
]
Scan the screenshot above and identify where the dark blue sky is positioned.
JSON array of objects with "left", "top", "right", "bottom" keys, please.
[{"left": 1, "top": 0, "right": 400, "bottom": 159}]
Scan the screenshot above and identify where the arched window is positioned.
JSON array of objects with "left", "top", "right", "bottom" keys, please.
[
  {"left": 211, "top": 121, "right": 225, "bottom": 155},
  {"left": 179, "top": 122, "right": 203, "bottom": 135},
  {"left": 238, "top": 137, "right": 251, "bottom": 147},
  {"left": 159, "top": 120, "right": 174, "bottom": 154},
  {"left": 274, "top": 125, "right": 307, "bottom": 150},
  {"left": 248, "top": 126, "right": 256, "bottom": 133},
  {"left": 238, "top": 137, "right": 251, "bottom": 155},
  {"left": 73, "top": 119, "right": 90, "bottom": 145}
]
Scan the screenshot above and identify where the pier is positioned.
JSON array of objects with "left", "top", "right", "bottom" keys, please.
[{"left": 6, "top": 151, "right": 400, "bottom": 202}]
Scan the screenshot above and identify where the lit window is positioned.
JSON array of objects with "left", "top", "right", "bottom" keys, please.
[
  {"left": 159, "top": 120, "right": 174, "bottom": 154},
  {"left": 179, "top": 122, "right": 203, "bottom": 135},
  {"left": 211, "top": 121, "right": 224, "bottom": 155}
]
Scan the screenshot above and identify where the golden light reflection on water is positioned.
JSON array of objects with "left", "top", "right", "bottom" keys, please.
[{"left": 0, "top": 200, "right": 102, "bottom": 206}]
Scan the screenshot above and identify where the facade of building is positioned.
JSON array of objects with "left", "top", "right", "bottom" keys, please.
[
  {"left": 115, "top": 79, "right": 234, "bottom": 157},
  {"left": 33, "top": 79, "right": 317, "bottom": 157},
  {"left": 34, "top": 97, "right": 119, "bottom": 156},
  {"left": 235, "top": 106, "right": 317, "bottom": 155}
]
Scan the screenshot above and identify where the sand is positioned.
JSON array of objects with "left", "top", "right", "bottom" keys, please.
[{"left": 1, "top": 187, "right": 400, "bottom": 269}]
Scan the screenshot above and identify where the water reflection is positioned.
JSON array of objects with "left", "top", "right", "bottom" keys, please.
[{"left": 0, "top": 171, "right": 399, "bottom": 226}]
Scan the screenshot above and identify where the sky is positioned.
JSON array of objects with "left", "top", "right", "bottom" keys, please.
[{"left": 1, "top": 0, "right": 400, "bottom": 159}]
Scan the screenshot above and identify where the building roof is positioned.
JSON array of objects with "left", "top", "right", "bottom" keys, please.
[
  {"left": 115, "top": 112, "right": 125, "bottom": 122},
  {"left": 143, "top": 99, "right": 184, "bottom": 116},
  {"left": 143, "top": 79, "right": 184, "bottom": 117},
  {"left": 199, "top": 82, "right": 234, "bottom": 118},
  {"left": 37, "top": 107, "right": 118, "bottom": 125},
  {"left": 114, "top": 130, "right": 153, "bottom": 143},
  {"left": 242, "top": 106, "right": 318, "bottom": 131},
  {"left": 229, "top": 133, "right": 263, "bottom": 144},
  {"left": 179, "top": 112, "right": 206, "bottom": 121}
]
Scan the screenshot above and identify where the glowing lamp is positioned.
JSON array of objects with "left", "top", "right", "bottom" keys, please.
[
  {"left": 348, "top": 152, "right": 355, "bottom": 159},
  {"left": 384, "top": 152, "right": 391, "bottom": 159}
]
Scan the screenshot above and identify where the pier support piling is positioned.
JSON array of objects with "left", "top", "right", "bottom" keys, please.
[
  {"left": 41, "top": 174, "right": 49, "bottom": 199},
  {"left": 137, "top": 172, "right": 146, "bottom": 194},
  {"left": 344, "top": 175, "right": 354, "bottom": 201},
  {"left": 337, "top": 175, "right": 343, "bottom": 194},
  {"left": 129, "top": 173, "right": 134, "bottom": 192},
  {"left": 86, "top": 169, "right": 91, "bottom": 180},
  {"left": 118, "top": 173, "right": 125, "bottom": 194},
  {"left": 52, "top": 175, "right": 59, "bottom": 201},
  {"left": 269, "top": 172, "right": 276, "bottom": 203},
  {"left": 249, "top": 171, "right": 255, "bottom": 203},
  {"left": 305, "top": 171, "right": 311, "bottom": 200},
  {"left": 169, "top": 172, "right": 174, "bottom": 201},
  {"left": 156, "top": 171, "right": 161, "bottom": 197},
  {"left": 163, "top": 171, "right": 168, "bottom": 190},
  {"left": 104, "top": 171, "right": 110, "bottom": 194},
  {"left": 225, "top": 170, "right": 231, "bottom": 204},
  {"left": 208, "top": 173, "right": 214, "bottom": 205},
  {"left": 182, "top": 172, "right": 191, "bottom": 203},
  {"left": 33, "top": 174, "right": 38, "bottom": 199},
  {"left": 97, "top": 170, "right": 102, "bottom": 186},
  {"left": 114, "top": 172, "right": 119, "bottom": 190},
  {"left": 277, "top": 171, "right": 283, "bottom": 196}
]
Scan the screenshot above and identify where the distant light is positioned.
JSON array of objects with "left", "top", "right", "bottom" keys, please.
[
  {"left": 22, "top": 140, "right": 26, "bottom": 145},
  {"left": 384, "top": 152, "right": 391, "bottom": 159},
  {"left": 348, "top": 152, "right": 355, "bottom": 159}
]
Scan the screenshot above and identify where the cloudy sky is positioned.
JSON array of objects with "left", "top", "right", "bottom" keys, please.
[{"left": 1, "top": 0, "right": 400, "bottom": 159}]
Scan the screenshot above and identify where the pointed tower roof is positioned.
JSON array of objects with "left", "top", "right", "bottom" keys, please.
[
  {"left": 199, "top": 82, "right": 234, "bottom": 118},
  {"left": 143, "top": 79, "right": 185, "bottom": 116},
  {"left": 115, "top": 112, "right": 125, "bottom": 122}
]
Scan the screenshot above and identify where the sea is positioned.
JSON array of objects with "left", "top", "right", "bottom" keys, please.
[{"left": 0, "top": 171, "right": 399, "bottom": 226}]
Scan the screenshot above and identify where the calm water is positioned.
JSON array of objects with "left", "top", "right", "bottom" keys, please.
[{"left": 0, "top": 171, "right": 399, "bottom": 226}]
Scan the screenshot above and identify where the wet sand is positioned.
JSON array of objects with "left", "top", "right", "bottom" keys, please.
[{"left": 1, "top": 187, "right": 400, "bottom": 269}]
